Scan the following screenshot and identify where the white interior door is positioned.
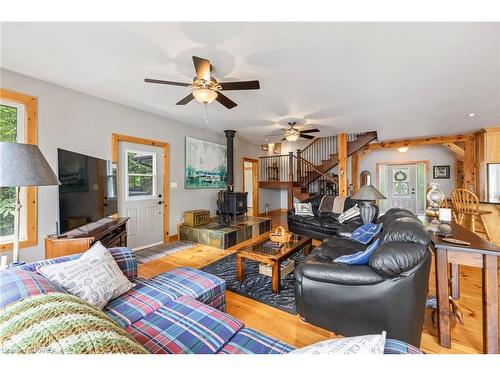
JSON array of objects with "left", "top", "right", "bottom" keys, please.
[
  {"left": 118, "top": 141, "right": 163, "bottom": 250},
  {"left": 386, "top": 164, "right": 417, "bottom": 213}
]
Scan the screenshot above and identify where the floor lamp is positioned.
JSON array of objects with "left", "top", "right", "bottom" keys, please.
[{"left": 0, "top": 142, "right": 59, "bottom": 265}]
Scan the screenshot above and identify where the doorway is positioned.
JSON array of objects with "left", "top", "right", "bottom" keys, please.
[
  {"left": 111, "top": 134, "right": 170, "bottom": 250},
  {"left": 377, "top": 161, "right": 428, "bottom": 215},
  {"left": 242, "top": 158, "right": 259, "bottom": 216}
]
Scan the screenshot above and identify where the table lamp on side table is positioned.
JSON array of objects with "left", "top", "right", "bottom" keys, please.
[
  {"left": 351, "top": 184, "right": 387, "bottom": 224},
  {"left": 0, "top": 142, "right": 60, "bottom": 266}
]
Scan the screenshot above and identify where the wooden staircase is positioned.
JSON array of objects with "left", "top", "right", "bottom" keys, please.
[{"left": 258, "top": 131, "right": 378, "bottom": 203}]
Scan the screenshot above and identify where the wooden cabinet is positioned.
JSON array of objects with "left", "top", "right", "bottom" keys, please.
[
  {"left": 475, "top": 127, "right": 500, "bottom": 201},
  {"left": 45, "top": 217, "right": 129, "bottom": 259}
]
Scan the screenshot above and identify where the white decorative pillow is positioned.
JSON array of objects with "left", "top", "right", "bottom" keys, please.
[
  {"left": 290, "top": 332, "right": 386, "bottom": 354},
  {"left": 38, "top": 241, "right": 134, "bottom": 309},
  {"left": 294, "top": 202, "right": 314, "bottom": 216},
  {"left": 338, "top": 204, "right": 360, "bottom": 223}
]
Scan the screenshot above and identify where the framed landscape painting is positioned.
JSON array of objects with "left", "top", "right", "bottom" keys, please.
[{"left": 185, "top": 137, "right": 227, "bottom": 189}]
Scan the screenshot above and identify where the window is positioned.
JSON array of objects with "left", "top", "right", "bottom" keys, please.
[
  {"left": 126, "top": 150, "right": 156, "bottom": 200},
  {"left": 0, "top": 89, "right": 38, "bottom": 251}
]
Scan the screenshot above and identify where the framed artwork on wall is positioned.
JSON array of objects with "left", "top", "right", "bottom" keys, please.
[
  {"left": 261, "top": 144, "right": 269, "bottom": 151},
  {"left": 185, "top": 137, "right": 227, "bottom": 189},
  {"left": 273, "top": 142, "right": 282, "bottom": 154},
  {"left": 433, "top": 165, "right": 450, "bottom": 179}
]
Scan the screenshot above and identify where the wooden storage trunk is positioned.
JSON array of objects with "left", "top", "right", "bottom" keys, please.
[{"left": 183, "top": 210, "right": 210, "bottom": 227}]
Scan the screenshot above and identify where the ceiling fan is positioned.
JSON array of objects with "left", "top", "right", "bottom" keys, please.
[
  {"left": 144, "top": 56, "right": 260, "bottom": 109},
  {"left": 270, "top": 121, "right": 320, "bottom": 142}
]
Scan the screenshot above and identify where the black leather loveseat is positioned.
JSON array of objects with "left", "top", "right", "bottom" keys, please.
[
  {"left": 294, "top": 208, "right": 432, "bottom": 347},
  {"left": 287, "top": 195, "right": 364, "bottom": 240}
]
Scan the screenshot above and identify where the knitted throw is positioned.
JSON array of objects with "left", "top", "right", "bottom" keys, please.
[{"left": 0, "top": 293, "right": 148, "bottom": 354}]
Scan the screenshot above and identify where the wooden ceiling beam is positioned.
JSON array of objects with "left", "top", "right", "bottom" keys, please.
[
  {"left": 443, "top": 142, "right": 465, "bottom": 158},
  {"left": 365, "top": 134, "right": 474, "bottom": 151}
]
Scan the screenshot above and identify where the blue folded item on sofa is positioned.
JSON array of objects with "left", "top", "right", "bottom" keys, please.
[
  {"left": 350, "top": 223, "right": 383, "bottom": 244},
  {"left": 334, "top": 239, "right": 380, "bottom": 265}
]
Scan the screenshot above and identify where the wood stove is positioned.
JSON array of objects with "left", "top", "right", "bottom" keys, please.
[{"left": 217, "top": 130, "right": 248, "bottom": 223}]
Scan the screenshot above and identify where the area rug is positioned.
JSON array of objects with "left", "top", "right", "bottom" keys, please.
[
  {"left": 134, "top": 241, "right": 195, "bottom": 264},
  {"left": 200, "top": 250, "right": 306, "bottom": 314}
]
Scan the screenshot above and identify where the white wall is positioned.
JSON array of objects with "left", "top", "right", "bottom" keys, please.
[
  {"left": 1, "top": 69, "right": 263, "bottom": 262},
  {"left": 358, "top": 145, "right": 457, "bottom": 196}
]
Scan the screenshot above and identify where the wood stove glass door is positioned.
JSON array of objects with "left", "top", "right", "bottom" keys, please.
[{"left": 118, "top": 141, "right": 164, "bottom": 250}]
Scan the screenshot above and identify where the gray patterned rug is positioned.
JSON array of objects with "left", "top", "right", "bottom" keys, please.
[
  {"left": 134, "top": 241, "right": 195, "bottom": 264},
  {"left": 200, "top": 250, "right": 306, "bottom": 314}
]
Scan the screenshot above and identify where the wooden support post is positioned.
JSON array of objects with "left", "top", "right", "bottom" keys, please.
[
  {"left": 288, "top": 152, "right": 294, "bottom": 209},
  {"left": 296, "top": 149, "right": 302, "bottom": 181},
  {"left": 463, "top": 139, "right": 475, "bottom": 192},
  {"left": 338, "top": 133, "right": 348, "bottom": 197},
  {"left": 351, "top": 151, "right": 359, "bottom": 194}
]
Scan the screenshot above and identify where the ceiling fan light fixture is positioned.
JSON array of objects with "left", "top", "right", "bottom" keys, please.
[
  {"left": 193, "top": 88, "right": 218, "bottom": 104},
  {"left": 398, "top": 146, "right": 409, "bottom": 153},
  {"left": 285, "top": 129, "right": 300, "bottom": 142}
]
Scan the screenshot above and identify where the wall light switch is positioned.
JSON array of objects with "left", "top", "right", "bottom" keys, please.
[{"left": 170, "top": 182, "right": 178, "bottom": 188}]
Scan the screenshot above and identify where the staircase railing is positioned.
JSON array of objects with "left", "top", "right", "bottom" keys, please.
[
  {"left": 295, "top": 155, "right": 336, "bottom": 185},
  {"left": 299, "top": 132, "right": 363, "bottom": 169},
  {"left": 259, "top": 153, "right": 296, "bottom": 183}
]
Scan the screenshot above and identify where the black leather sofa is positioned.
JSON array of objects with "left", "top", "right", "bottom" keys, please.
[
  {"left": 294, "top": 208, "right": 432, "bottom": 347},
  {"left": 287, "top": 195, "right": 364, "bottom": 240}
]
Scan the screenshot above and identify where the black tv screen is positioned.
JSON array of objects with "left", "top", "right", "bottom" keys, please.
[{"left": 58, "top": 148, "right": 117, "bottom": 233}]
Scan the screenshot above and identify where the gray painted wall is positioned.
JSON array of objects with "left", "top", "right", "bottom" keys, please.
[
  {"left": 358, "top": 145, "right": 457, "bottom": 196},
  {"left": 1, "top": 69, "right": 264, "bottom": 262}
]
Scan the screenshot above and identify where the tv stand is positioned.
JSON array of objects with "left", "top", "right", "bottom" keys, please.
[{"left": 45, "top": 217, "right": 129, "bottom": 259}]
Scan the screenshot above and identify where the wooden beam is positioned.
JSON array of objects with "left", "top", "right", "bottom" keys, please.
[
  {"left": 338, "top": 133, "right": 348, "bottom": 197},
  {"left": 463, "top": 139, "right": 476, "bottom": 192},
  {"left": 358, "top": 147, "right": 371, "bottom": 161},
  {"left": 365, "top": 134, "right": 474, "bottom": 151},
  {"left": 351, "top": 151, "right": 359, "bottom": 194},
  {"left": 443, "top": 143, "right": 465, "bottom": 158}
]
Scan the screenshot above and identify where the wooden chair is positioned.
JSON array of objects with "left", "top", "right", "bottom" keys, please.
[{"left": 450, "top": 189, "right": 492, "bottom": 242}]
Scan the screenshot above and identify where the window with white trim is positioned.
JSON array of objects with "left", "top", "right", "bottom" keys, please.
[{"left": 126, "top": 150, "right": 157, "bottom": 200}]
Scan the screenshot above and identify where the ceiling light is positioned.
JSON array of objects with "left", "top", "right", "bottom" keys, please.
[
  {"left": 265, "top": 138, "right": 269, "bottom": 142},
  {"left": 285, "top": 128, "right": 300, "bottom": 142},
  {"left": 468, "top": 113, "right": 476, "bottom": 117},
  {"left": 398, "top": 147, "right": 409, "bottom": 153},
  {"left": 193, "top": 88, "right": 218, "bottom": 104}
]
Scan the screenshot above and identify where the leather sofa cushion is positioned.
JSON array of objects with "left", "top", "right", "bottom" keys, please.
[
  {"left": 370, "top": 242, "right": 428, "bottom": 278},
  {"left": 381, "top": 218, "right": 430, "bottom": 246},
  {"left": 298, "top": 257, "right": 385, "bottom": 285}
]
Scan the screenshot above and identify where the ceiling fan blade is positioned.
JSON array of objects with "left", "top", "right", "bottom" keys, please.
[
  {"left": 192, "top": 56, "right": 211, "bottom": 81},
  {"left": 219, "top": 80, "right": 260, "bottom": 91},
  {"left": 299, "top": 129, "right": 320, "bottom": 134},
  {"left": 299, "top": 134, "right": 315, "bottom": 140},
  {"left": 145, "top": 78, "right": 190, "bottom": 87},
  {"left": 215, "top": 92, "right": 238, "bottom": 109},
  {"left": 176, "top": 93, "right": 195, "bottom": 105}
]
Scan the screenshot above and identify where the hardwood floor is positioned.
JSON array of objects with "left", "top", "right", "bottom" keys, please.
[{"left": 138, "top": 210, "right": 499, "bottom": 354}]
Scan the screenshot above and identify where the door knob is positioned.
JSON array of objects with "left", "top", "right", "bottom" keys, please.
[{"left": 158, "top": 201, "right": 163, "bottom": 205}]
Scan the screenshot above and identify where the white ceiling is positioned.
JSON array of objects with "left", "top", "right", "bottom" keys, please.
[{"left": 1, "top": 22, "right": 499, "bottom": 144}]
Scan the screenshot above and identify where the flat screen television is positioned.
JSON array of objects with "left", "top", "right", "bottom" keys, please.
[{"left": 58, "top": 148, "right": 118, "bottom": 233}]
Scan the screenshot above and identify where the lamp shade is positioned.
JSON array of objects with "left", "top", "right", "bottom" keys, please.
[
  {"left": 0, "top": 142, "right": 60, "bottom": 187},
  {"left": 351, "top": 184, "right": 386, "bottom": 201}
]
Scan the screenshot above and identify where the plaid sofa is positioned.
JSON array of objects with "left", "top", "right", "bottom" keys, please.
[{"left": 0, "top": 247, "right": 421, "bottom": 354}]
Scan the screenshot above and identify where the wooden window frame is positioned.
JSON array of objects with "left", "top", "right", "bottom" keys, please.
[{"left": 0, "top": 88, "right": 38, "bottom": 252}]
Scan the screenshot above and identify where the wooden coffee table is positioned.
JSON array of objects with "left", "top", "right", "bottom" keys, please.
[{"left": 236, "top": 234, "right": 312, "bottom": 293}]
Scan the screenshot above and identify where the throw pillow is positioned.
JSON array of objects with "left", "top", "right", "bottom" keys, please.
[
  {"left": 290, "top": 332, "right": 386, "bottom": 354},
  {"left": 351, "top": 223, "right": 383, "bottom": 245},
  {"left": 318, "top": 195, "right": 336, "bottom": 213},
  {"left": 294, "top": 202, "right": 314, "bottom": 216},
  {"left": 338, "top": 204, "right": 360, "bottom": 223},
  {"left": 334, "top": 238, "right": 381, "bottom": 265},
  {"left": 38, "top": 241, "right": 134, "bottom": 309}
]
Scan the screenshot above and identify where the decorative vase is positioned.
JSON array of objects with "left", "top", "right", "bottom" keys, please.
[
  {"left": 359, "top": 201, "right": 379, "bottom": 224},
  {"left": 426, "top": 183, "right": 445, "bottom": 232}
]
